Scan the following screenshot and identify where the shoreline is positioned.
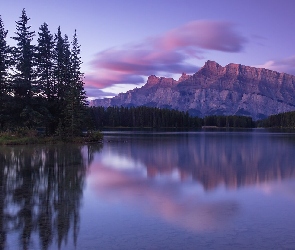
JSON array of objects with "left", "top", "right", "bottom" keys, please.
[{"left": 0, "top": 131, "right": 103, "bottom": 146}]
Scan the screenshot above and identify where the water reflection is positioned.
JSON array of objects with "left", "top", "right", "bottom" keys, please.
[
  {"left": 88, "top": 131, "right": 295, "bottom": 233},
  {"left": 90, "top": 162, "right": 239, "bottom": 232},
  {"left": 1, "top": 132, "right": 295, "bottom": 249},
  {"left": 0, "top": 144, "right": 101, "bottom": 250},
  {"left": 103, "top": 132, "right": 295, "bottom": 189}
]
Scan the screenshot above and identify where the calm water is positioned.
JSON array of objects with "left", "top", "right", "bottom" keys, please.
[{"left": 1, "top": 130, "right": 295, "bottom": 249}]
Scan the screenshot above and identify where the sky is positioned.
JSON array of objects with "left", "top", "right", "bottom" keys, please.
[{"left": 1, "top": 0, "right": 295, "bottom": 100}]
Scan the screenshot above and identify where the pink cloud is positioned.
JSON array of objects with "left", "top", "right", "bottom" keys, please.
[
  {"left": 154, "top": 20, "right": 246, "bottom": 52},
  {"left": 86, "top": 20, "right": 247, "bottom": 97},
  {"left": 85, "top": 72, "right": 144, "bottom": 89},
  {"left": 90, "top": 48, "right": 196, "bottom": 75}
]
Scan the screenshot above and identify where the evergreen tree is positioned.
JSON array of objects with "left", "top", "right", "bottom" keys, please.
[
  {"left": 61, "top": 34, "right": 72, "bottom": 95},
  {"left": 36, "top": 22, "right": 55, "bottom": 134},
  {"left": 53, "top": 27, "right": 71, "bottom": 102},
  {"left": 0, "top": 10, "right": 89, "bottom": 136},
  {"left": 51, "top": 27, "right": 70, "bottom": 135},
  {"left": 36, "top": 22, "right": 54, "bottom": 100},
  {"left": 11, "top": 8, "right": 36, "bottom": 101},
  {"left": 0, "top": 15, "right": 10, "bottom": 96},
  {"left": 60, "top": 30, "right": 87, "bottom": 137},
  {"left": 0, "top": 15, "right": 10, "bottom": 129}
]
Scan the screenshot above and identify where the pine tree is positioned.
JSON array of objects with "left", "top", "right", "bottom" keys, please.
[
  {"left": 11, "top": 8, "right": 36, "bottom": 101},
  {"left": 53, "top": 27, "right": 63, "bottom": 98},
  {"left": 61, "top": 30, "right": 87, "bottom": 137},
  {"left": 52, "top": 27, "right": 69, "bottom": 135},
  {"left": 0, "top": 15, "right": 10, "bottom": 96},
  {"left": 0, "top": 11, "right": 90, "bottom": 135},
  {"left": 62, "top": 34, "right": 72, "bottom": 95},
  {"left": 0, "top": 15, "right": 10, "bottom": 130},
  {"left": 36, "top": 22, "right": 54, "bottom": 100},
  {"left": 53, "top": 27, "right": 72, "bottom": 102}
]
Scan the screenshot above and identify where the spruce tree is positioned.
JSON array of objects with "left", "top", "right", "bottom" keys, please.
[
  {"left": 11, "top": 8, "right": 36, "bottom": 101},
  {"left": 53, "top": 26, "right": 69, "bottom": 102},
  {"left": 0, "top": 15, "right": 9, "bottom": 96},
  {"left": 51, "top": 27, "right": 65, "bottom": 134},
  {"left": 68, "top": 30, "right": 87, "bottom": 134},
  {"left": 0, "top": 10, "right": 89, "bottom": 135},
  {"left": 62, "top": 34, "right": 72, "bottom": 94},
  {"left": 0, "top": 15, "right": 10, "bottom": 130},
  {"left": 59, "top": 30, "right": 87, "bottom": 137},
  {"left": 36, "top": 22, "right": 54, "bottom": 100}
]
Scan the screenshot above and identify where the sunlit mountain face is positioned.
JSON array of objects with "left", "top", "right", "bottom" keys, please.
[{"left": 91, "top": 61, "right": 295, "bottom": 120}]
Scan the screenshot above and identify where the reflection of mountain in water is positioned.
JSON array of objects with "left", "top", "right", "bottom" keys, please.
[
  {"left": 0, "top": 144, "right": 101, "bottom": 250},
  {"left": 106, "top": 132, "right": 295, "bottom": 190}
]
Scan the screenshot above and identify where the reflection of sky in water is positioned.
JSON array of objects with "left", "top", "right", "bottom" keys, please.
[
  {"left": 80, "top": 132, "right": 295, "bottom": 249},
  {"left": 101, "top": 153, "right": 146, "bottom": 171},
  {"left": 3, "top": 135, "right": 294, "bottom": 250},
  {"left": 87, "top": 165, "right": 238, "bottom": 233}
]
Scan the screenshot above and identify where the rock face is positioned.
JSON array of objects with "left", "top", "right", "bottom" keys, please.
[{"left": 90, "top": 61, "right": 295, "bottom": 120}]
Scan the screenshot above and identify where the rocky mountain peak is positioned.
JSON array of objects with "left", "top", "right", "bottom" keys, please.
[
  {"left": 178, "top": 73, "right": 191, "bottom": 82},
  {"left": 91, "top": 61, "right": 295, "bottom": 120},
  {"left": 145, "top": 75, "right": 160, "bottom": 87},
  {"left": 145, "top": 75, "right": 178, "bottom": 88},
  {"left": 199, "top": 60, "right": 225, "bottom": 76},
  {"left": 203, "top": 60, "right": 223, "bottom": 70},
  {"left": 225, "top": 63, "right": 241, "bottom": 76}
]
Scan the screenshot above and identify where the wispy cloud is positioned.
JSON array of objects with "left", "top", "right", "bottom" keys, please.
[
  {"left": 85, "top": 20, "right": 247, "bottom": 96},
  {"left": 255, "top": 55, "right": 295, "bottom": 75},
  {"left": 85, "top": 86, "right": 117, "bottom": 99},
  {"left": 153, "top": 20, "right": 246, "bottom": 52}
]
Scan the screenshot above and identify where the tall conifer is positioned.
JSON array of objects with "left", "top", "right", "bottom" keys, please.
[
  {"left": 0, "top": 15, "right": 9, "bottom": 96},
  {"left": 67, "top": 30, "right": 87, "bottom": 136},
  {"left": 36, "top": 22, "right": 54, "bottom": 100},
  {"left": 58, "top": 31, "right": 87, "bottom": 137},
  {"left": 53, "top": 27, "right": 66, "bottom": 101},
  {"left": 11, "top": 8, "right": 36, "bottom": 101},
  {"left": 0, "top": 10, "right": 89, "bottom": 135},
  {"left": 0, "top": 15, "right": 10, "bottom": 129}
]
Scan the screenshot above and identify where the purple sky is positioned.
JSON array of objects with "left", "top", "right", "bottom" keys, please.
[{"left": 1, "top": 0, "right": 295, "bottom": 99}]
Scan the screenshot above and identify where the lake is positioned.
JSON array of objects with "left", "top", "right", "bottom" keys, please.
[{"left": 1, "top": 129, "right": 295, "bottom": 249}]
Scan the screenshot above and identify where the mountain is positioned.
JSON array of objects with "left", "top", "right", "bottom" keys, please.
[{"left": 90, "top": 60, "right": 295, "bottom": 120}]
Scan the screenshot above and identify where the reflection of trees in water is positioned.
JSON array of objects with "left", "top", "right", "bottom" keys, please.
[
  {"left": 0, "top": 144, "right": 102, "bottom": 250},
  {"left": 108, "top": 133, "right": 295, "bottom": 190}
]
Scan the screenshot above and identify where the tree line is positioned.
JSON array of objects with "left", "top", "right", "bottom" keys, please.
[
  {"left": 0, "top": 9, "right": 87, "bottom": 137},
  {"left": 203, "top": 115, "right": 255, "bottom": 128},
  {"left": 257, "top": 111, "right": 295, "bottom": 128},
  {"left": 89, "top": 106, "right": 255, "bottom": 128},
  {"left": 89, "top": 106, "right": 203, "bottom": 128}
]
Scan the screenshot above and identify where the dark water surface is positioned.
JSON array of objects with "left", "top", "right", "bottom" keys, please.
[{"left": 1, "top": 130, "right": 295, "bottom": 249}]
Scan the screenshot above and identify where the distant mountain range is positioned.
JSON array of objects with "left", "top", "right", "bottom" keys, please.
[{"left": 90, "top": 60, "right": 295, "bottom": 120}]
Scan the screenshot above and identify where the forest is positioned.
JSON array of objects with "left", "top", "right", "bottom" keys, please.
[
  {"left": 0, "top": 9, "right": 88, "bottom": 138},
  {"left": 89, "top": 106, "right": 255, "bottom": 128},
  {"left": 257, "top": 111, "right": 295, "bottom": 128}
]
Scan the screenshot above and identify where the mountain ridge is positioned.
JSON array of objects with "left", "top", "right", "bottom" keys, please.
[{"left": 90, "top": 60, "right": 295, "bottom": 120}]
